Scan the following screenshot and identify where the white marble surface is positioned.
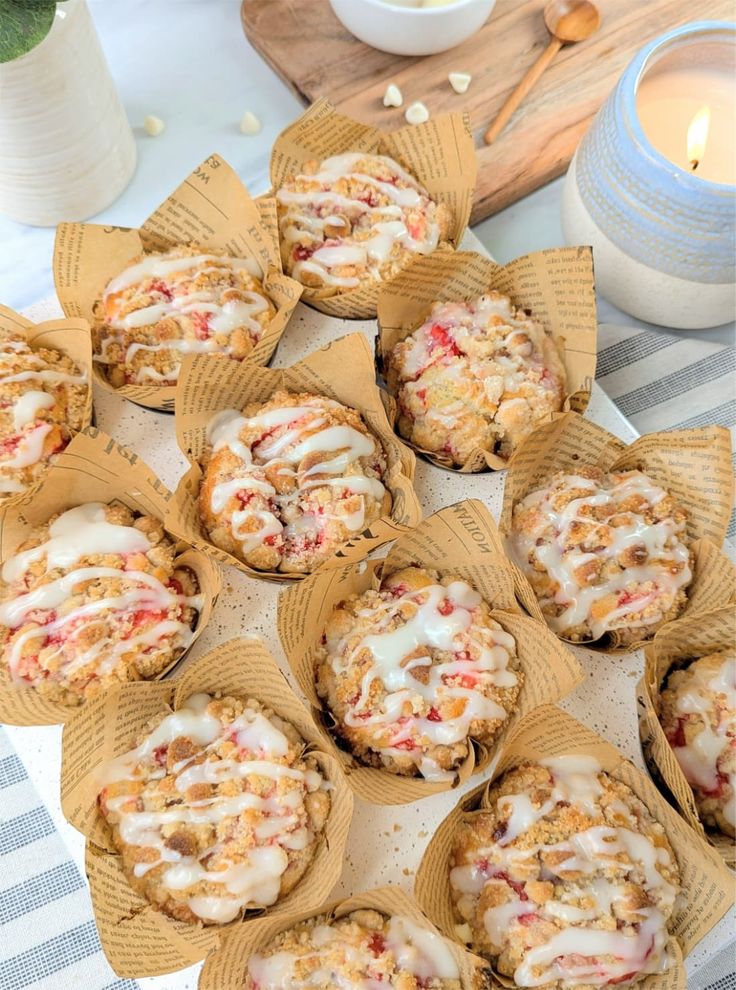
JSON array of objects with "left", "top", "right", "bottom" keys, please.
[{"left": 0, "top": 0, "right": 733, "bottom": 347}]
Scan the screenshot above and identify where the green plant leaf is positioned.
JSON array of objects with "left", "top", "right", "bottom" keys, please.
[{"left": 0, "top": 0, "right": 59, "bottom": 64}]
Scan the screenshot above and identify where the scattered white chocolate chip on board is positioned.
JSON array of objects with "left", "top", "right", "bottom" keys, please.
[
  {"left": 449, "top": 71, "right": 472, "bottom": 94},
  {"left": 405, "top": 101, "right": 429, "bottom": 125},
  {"left": 240, "top": 110, "right": 262, "bottom": 135},
  {"left": 383, "top": 83, "right": 403, "bottom": 108},
  {"left": 143, "top": 114, "right": 165, "bottom": 137}
]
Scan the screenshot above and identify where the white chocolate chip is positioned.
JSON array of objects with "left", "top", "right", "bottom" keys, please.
[
  {"left": 143, "top": 115, "right": 165, "bottom": 137},
  {"left": 448, "top": 71, "right": 472, "bottom": 95},
  {"left": 383, "top": 83, "right": 403, "bottom": 108},
  {"left": 404, "top": 101, "right": 429, "bottom": 126},
  {"left": 240, "top": 110, "right": 262, "bottom": 135}
]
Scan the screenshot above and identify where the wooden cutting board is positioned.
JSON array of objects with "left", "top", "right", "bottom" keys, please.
[{"left": 242, "top": 0, "right": 730, "bottom": 223}]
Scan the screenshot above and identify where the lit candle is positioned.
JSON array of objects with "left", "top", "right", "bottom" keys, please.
[
  {"left": 562, "top": 21, "right": 736, "bottom": 329},
  {"left": 636, "top": 46, "right": 736, "bottom": 185}
]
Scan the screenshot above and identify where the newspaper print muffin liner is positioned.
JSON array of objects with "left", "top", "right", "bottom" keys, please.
[
  {"left": 52, "top": 154, "right": 303, "bottom": 412},
  {"left": 269, "top": 97, "right": 477, "bottom": 319},
  {"left": 0, "top": 304, "right": 94, "bottom": 505},
  {"left": 166, "top": 333, "right": 422, "bottom": 583},
  {"left": 638, "top": 605, "right": 736, "bottom": 869},
  {"left": 277, "top": 500, "right": 584, "bottom": 804},
  {"left": 376, "top": 248, "right": 598, "bottom": 473},
  {"left": 415, "top": 704, "right": 735, "bottom": 990},
  {"left": 0, "top": 428, "right": 221, "bottom": 726},
  {"left": 198, "top": 884, "right": 493, "bottom": 990},
  {"left": 59, "top": 637, "right": 354, "bottom": 978},
  {"left": 499, "top": 412, "right": 735, "bottom": 652}
]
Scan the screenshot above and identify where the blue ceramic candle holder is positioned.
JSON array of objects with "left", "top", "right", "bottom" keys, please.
[{"left": 562, "top": 21, "right": 736, "bottom": 329}]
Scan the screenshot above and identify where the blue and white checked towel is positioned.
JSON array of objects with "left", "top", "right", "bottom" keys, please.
[{"left": 0, "top": 323, "right": 733, "bottom": 990}]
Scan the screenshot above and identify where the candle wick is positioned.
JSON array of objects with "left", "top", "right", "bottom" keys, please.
[{"left": 690, "top": 159, "right": 699, "bottom": 171}]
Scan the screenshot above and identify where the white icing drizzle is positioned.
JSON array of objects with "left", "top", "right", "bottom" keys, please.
[
  {"left": 668, "top": 654, "right": 736, "bottom": 829},
  {"left": 12, "top": 390, "right": 55, "bottom": 430},
  {"left": 105, "top": 253, "right": 261, "bottom": 294},
  {"left": 277, "top": 152, "right": 441, "bottom": 288},
  {"left": 0, "top": 422, "right": 52, "bottom": 468},
  {"left": 0, "top": 337, "right": 87, "bottom": 486},
  {"left": 246, "top": 913, "right": 458, "bottom": 988},
  {"left": 449, "top": 756, "right": 677, "bottom": 988},
  {"left": 326, "top": 577, "right": 517, "bottom": 779},
  {"left": 99, "top": 694, "right": 324, "bottom": 924},
  {"left": 0, "top": 503, "right": 200, "bottom": 687},
  {"left": 99, "top": 252, "right": 270, "bottom": 384},
  {"left": 510, "top": 471, "right": 691, "bottom": 639},
  {"left": 206, "top": 401, "right": 385, "bottom": 562}
]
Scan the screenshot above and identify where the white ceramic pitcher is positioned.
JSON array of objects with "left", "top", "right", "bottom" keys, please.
[{"left": 0, "top": 0, "right": 136, "bottom": 227}]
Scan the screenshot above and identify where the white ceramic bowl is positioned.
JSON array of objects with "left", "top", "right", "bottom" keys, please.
[{"left": 329, "top": 0, "right": 496, "bottom": 57}]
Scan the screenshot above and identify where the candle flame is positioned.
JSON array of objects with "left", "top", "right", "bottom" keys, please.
[{"left": 687, "top": 106, "right": 710, "bottom": 170}]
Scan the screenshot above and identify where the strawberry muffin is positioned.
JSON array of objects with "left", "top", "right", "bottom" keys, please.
[
  {"left": 94, "top": 246, "right": 276, "bottom": 387},
  {"left": 449, "top": 756, "right": 680, "bottom": 988},
  {"left": 0, "top": 328, "right": 87, "bottom": 498},
  {"left": 199, "top": 391, "right": 390, "bottom": 573},
  {"left": 509, "top": 467, "right": 692, "bottom": 645},
  {"left": 0, "top": 501, "right": 201, "bottom": 705},
  {"left": 245, "top": 909, "right": 464, "bottom": 989},
  {"left": 386, "top": 293, "right": 566, "bottom": 465},
  {"left": 659, "top": 651, "right": 736, "bottom": 837},
  {"left": 315, "top": 565, "right": 521, "bottom": 779},
  {"left": 276, "top": 153, "right": 453, "bottom": 295},
  {"left": 98, "top": 693, "right": 331, "bottom": 925}
]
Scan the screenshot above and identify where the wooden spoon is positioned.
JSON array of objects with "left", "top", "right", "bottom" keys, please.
[{"left": 484, "top": 0, "right": 601, "bottom": 145}]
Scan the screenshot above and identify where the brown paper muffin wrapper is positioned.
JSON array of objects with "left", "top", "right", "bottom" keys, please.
[
  {"left": 376, "top": 248, "right": 598, "bottom": 472},
  {"left": 269, "top": 98, "right": 477, "bottom": 320},
  {"left": 52, "top": 154, "right": 303, "bottom": 412},
  {"left": 415, "top": 704, "right": 735, "bottom": 990},
  {"left": 199, "top": 884, "right": 493, "bottom": 990},
  {"left": 0, "top": 428, "right": 221, "bottom": 726},
  {"left": 0, "top": 304, "right": 94, "bottom": 504},
  {"left": 167, "top": 332, "right": 422, "bottom": 583},
  {"left": 277, "top": 499, "right": 584, "bottom": 804},
  {"left": 499, "top": 411, "right": 735, "bottom": 651},
  {"left": 59, "top": 637, "right": 354, "bottom": 978},
  {"left": 638, "top": 605, "right": 736, "bottom": 868}
]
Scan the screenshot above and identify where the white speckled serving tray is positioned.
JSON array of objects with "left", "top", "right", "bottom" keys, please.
[{"left": 7, "top": 232, "right": 733, "bottom": 989}]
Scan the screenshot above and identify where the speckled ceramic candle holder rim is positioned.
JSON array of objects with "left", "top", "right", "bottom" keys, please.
[{"left": 622, "top": 20, "right": 736, "bottom": 196}]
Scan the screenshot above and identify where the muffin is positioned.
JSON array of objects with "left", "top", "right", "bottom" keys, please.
[
  {"left": 276, "top": 152, "right": 453, "bottom": 295},
  {"left": 315, "top": 565, "right": 522, "bottom": 779},
  {"left": 0, "top": 501, "right": 201, "bottom": 705},
  {"left": 245, "top": 908, "right": 463, "bottom": 989},
  {"left": 0, "top": 328, "right": 88, "bottom": 498},
  {"left": 386, "top": 293, "right": 566, "bottom": 465},
  {"left": 199, "top": 390, "right": 390, "bottom": 573},
  {"left": 98, "top": 693, "right": 331, "bottom": 925},
  {"left": 659, "top": 651, "right": 736, "bottom": 838},
  {"left": 449, "top": 756, "right": 680, "bottom": 988},
  {"left": 509, "top": 467, "right": 692, "bottom": 645},
  {"left": 94, "top": 246, "right": 276, "bottom": 387}
]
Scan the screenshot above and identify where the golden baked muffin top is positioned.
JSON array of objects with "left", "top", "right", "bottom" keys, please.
[
  {"left": 245, "top": 908, "right": 463, "bottom": 989},
  {"left": 387, "top": 293, "right": 566, "bottom": 464},
  {"left": 276, "top": 153, "right": 453, "bottom": 295},
  {"left": 94, "top": 246, "right": 275, "bottom": 387},
  {"left": 98, "top": 693, "right": 331, "bottom": 925},
  {"left": 0, "top": 502, "right": 200, "bottom": 705},
  {"left": 199, "top": 390, "right": 389, "bottom": 573},
  {"left": 449, "top": 756, "right": 680, "bottom": 989},
  {"left": 315, "top": 565, "right": 521, "bottom": 779},
  {"left": 509, "top": 467, "right": 691, "bottom": 645},
  {"left": 0, "top": 328, "right": 87, "bottom": 499},
  {"left": 659, "top": 650, "right": 736, "bottom": 838}
]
